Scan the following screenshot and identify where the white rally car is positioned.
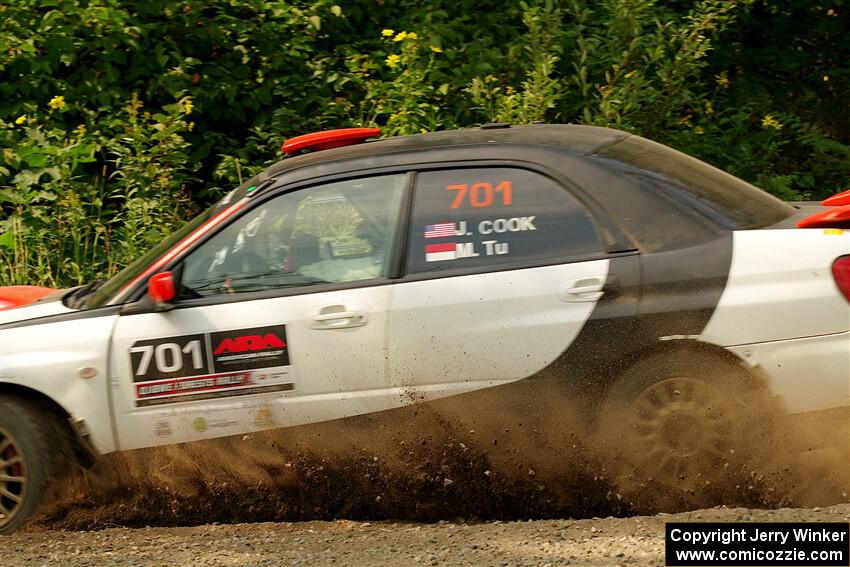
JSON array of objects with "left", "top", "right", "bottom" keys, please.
[{"left": 0, "top": 125, "right": 848, "bottom": 532}]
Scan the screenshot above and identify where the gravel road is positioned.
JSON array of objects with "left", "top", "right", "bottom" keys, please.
[{"left": 4, "top": 504, "right": 848, "bottom": 566}]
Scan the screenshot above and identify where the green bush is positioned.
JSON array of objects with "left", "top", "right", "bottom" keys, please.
[
  {"left": 0, "top": 93, "right": 195, "bottom": 286},
  {"left": 1, "top": 0, "right": 848, "bottom": 287}
]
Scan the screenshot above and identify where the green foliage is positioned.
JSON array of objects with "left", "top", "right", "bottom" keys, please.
[
  {"left": 359, "top": 30, "right": 449, "bottom": 136},
  {"left": 1, "top": 0, "right": 849, "bottom": 287},
  {"left": 468, "top": 1, "right": 563, "bottom": 124},
  {"left": 0, "top": 93, "right": 195, "bottom": 286}
]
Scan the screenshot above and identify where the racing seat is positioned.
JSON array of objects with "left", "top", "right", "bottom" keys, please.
[{"left": 285, "top": 234, "right": 322, "bottom": 271}]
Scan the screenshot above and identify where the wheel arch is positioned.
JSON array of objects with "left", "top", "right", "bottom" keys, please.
[
  {"left": 622, "top": 339, "right": 768, "bottom": 388},
  {"left": 0, "top": 382, "right": 97, "bottom": 467},
  {"left": 580, "top": 338, "right": 770, "bottom": 413}
]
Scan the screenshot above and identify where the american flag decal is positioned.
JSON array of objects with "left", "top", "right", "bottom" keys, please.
[{"left": 424, "top": 222, "right": 456, "bottom": 239}]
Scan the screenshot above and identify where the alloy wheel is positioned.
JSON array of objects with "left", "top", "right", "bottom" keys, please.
[
  {"left": 624, "top": 377, "right": 735, "bottom": 491},
  {"left": 0, "top": 427, "right": 28, "bottom": 530}
]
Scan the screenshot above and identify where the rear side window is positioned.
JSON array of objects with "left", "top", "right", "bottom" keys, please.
[
  {"left": 598, "top": 135, "right": 794, "bottom": 229},
  {"left": 407, "top": 168, "right": 603, "bottom": 275}
]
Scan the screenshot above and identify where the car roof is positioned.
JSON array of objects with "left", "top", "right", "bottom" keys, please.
[{"left": 247, "top": 124, "right": 629, "bottom": 189}]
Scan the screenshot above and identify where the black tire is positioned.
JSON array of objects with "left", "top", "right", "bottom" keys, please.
[
  {"left": 595, "top": 350, "right": 779, "bottom": 513},
  {"left": 0, "top": 396, "right": 63, "bottom": 535}
]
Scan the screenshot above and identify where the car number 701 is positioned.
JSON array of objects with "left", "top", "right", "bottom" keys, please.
[
  {"left": 447, "top": 181, "right": 513, "bottom": 209},
  {"left": 130, "top": 340, "right": 205, "bottom": 376}
]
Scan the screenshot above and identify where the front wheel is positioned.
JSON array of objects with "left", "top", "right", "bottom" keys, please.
[{"left": 0, "top": 396, "right": 59, "bottom": 535}]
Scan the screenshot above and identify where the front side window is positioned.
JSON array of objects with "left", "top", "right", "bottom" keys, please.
[
  {"left": 407, "top": 168, "right": 603, "bottom": 275},
  {"left": 180, "top": 175, "right": 406, "bottom": 298}
]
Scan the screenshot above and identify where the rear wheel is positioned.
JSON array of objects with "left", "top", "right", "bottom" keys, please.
[
  {"left": 0, "top": 396, "right": 60, "bottom": 535},
  {"left": 596, "top": 351, "right": 777, "bottom": 512}
]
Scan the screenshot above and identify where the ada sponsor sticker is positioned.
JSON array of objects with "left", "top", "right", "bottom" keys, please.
[
  {"left": 211, "top": 324, "right": 289, "bottom": 373},
  {"left": 192, "top": 416, "right": 208, "bottom": 433}
]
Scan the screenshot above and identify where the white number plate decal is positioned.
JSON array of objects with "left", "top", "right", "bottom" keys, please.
[{"left": 128, "top": 325, "right": 293, "bottom": 407}]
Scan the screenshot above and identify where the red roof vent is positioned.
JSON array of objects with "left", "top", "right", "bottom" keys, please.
[
  {"left": 797, "top": 204, "right": 850, "bottom": 228},
  {"left": 822, "top": 189, "right": 850, "bottom": 207},
  {"left": 281, "top": 127, "right": 381, "bottom": 155}
]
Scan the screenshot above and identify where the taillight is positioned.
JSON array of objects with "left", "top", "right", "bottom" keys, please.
[{"left": 832, "top": 256, "right": 850, "bottom": 303}]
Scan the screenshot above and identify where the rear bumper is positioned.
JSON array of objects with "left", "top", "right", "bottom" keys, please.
[{"left": 726, "top": 331, "right": 850, "bottom": 414}]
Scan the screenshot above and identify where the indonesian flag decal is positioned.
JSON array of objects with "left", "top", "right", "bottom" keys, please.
[
  {"left": 424, "top": 222, "right": 455, "bottom": 239},
  {"left": 425, "top": 242, "right": 456, "bottom": 262}
]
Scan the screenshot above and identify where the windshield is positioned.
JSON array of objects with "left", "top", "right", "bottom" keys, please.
[{"left": 76, "top": 205, "right": 217, "bottom": 310}]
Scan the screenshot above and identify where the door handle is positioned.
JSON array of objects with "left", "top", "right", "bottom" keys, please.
[
  {"left": 310, "top": 306, "right": 367, "bottom": 329},
  {"left": 560, "top": 277, "right": 607, "bottom": 303}
]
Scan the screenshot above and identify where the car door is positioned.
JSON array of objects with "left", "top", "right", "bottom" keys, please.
[
  {"left": 387, "top": 166, "right": 614, "bottom": 398},
  {"left": 109, "top": 174, "right": 407, "bottom": 450}
]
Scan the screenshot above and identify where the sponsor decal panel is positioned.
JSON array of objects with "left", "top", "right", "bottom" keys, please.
[{"left": 129, "top": 324, "right": 293, "bottom": 407}]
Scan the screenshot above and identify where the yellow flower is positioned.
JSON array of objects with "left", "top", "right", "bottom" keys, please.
[
  {"left": 430, "top": 46, "right": 443, "bottom": 53},
  {"left": 182, "top": 99, "right": 193, "bottom": 115},
  {"left": 761, "top": 114, "right": 782, "bottom": 130},
  {"left": 127, "top": 92, "right": 142, "bottom": 119},
  {"left": 406, "top": 32, "right": 418, "bottom": 40},
  {"left": 704, "top": 100, "right": 714, "bottom": 115},
  {"left": 393, "top": 31, "right": 407, "bottom": 42},
  {"left": 823, "top": 75, "right": 830, "bottom": 82},
  {"left": 381, "top": 29, "right": 395, "bottom": 37},
  {"left": 14, "top": 114, "right": 26, "bottom": 125},
  {"left": 385, "top": 53, "right": 401, "bottom": 69},
  {"left": 714, "top": 72, "right": 730, "bottom": 88},
  {"left": 485, "top": 74, "right": 497, "bottom": 83},
  {"left": 48, "top": 95, "right": 66, "bottom": 110},
  {"left": 74, "top": 124, "right": 86, "bottom": 137},
  {"left": 694, "top": 126, "right": 705, "bottom": 134},
  {"left": 188, "top": 121, "right": 195, "bottom": 132}
]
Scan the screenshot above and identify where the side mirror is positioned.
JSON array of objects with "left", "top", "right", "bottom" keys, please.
[{"left": 148, "top": 271, "right": 175, "bottom": 308}]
